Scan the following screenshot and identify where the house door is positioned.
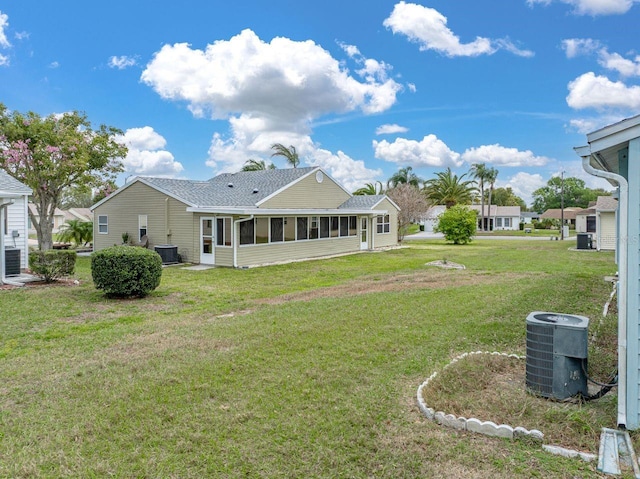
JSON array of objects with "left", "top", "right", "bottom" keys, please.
[
  {"left": 200, "top": 217, "right": 215, "bottom": 264},
  {"left": 360, "top": 217, "right": 368, "bottom": 250}
]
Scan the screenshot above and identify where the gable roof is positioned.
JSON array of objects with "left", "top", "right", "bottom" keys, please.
[
  {"left": 540, "top": 207, "right": 582, "bottom": 220},
  {"left": 339, "top": 194, "right": 399, "bottom": 211},
  {"left": 595, "top": 195, "right": 618, "bottom": 212},
  {"left": 0, "top": 169, "right": 31, "bottom": 196}
]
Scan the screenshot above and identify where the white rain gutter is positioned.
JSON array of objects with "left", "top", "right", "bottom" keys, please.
[
  {"left": 580, "top": 152, "right": 628, "bottom": 427},
  {"left": 0, "top": 200, "right": 23, "bottom": 287},
  {"left": 233, "top": 215, "right": 254, "bottom": 268}
]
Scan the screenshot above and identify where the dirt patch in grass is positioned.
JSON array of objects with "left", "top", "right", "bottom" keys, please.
[
  {"left": 421, "top": 353, "right": 617, "bottom": 453},
  {"left": 256, "top": 270, "right": 533, "bottom": 305}
]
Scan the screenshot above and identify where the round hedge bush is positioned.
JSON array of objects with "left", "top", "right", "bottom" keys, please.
[{"left": 91, "top": 246, "right": 162, "bottom": 298}]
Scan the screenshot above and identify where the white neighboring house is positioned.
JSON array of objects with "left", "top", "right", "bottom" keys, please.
[
  {"left": 469, "top": 205, "right": 521, "bottom": 231},
  {"left": 0, "top": 169, "right": 31, "bottom": 278},
  {"left": 422, "top": 205, "right": 446, "bottom": 232},
  {"left": 595, "top": 196, "right": 617, "bottom": 251}
]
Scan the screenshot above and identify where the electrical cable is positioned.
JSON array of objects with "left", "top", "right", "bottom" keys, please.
[{"left": 579, "top": 359, "right": 618, "bottom": 402}]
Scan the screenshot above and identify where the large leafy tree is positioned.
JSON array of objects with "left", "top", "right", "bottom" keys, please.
[
  {"left": 353, "top": 181, "right": 384, "bottom": 196},
  {"left": 423, "top": 167, "right": 477, "bottom": 208},
  {"left": 270, "top": 143, "right": 300, "bottom": 168},
  {"left": 531, "top": 176, "right": 612, "bottom": 212},
  {"left": 470, "top": 163, "right": 489, "bottom": 231},
  {"left": 387, "top": 166, "right": 422, "bottom": 189},
  {"left": 492, "top": 187, "right": 527, "bottom": 209},
  {"left": 241, "top": 159, "right": 276, "bottom": 171},
  {"left": 0, "top": 105, "right": 126, "bottom": 250}
]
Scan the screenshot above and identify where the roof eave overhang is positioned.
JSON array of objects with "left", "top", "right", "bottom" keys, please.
[{"left": 185, "top": 207, "right": 387, "bottom": 216}]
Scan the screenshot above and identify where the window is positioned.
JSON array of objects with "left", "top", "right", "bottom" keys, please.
[
  {"left": 285, "top": 217, "right": 295, "bottom": 242},
  {"left": 98, "top": 215, "right": 108, "bottom": 234},
  {"left": 138, "top": 214, "right": 148, "bottom": 240},
  {"left": 256, "top": 218, "right": 269, "bottom": 244},
  {"left": 330, "top": 216, "right": 339, "bottom": 237},
  {"left": 240, "top": 219, "right": 254, "bottom": 245},
  {"left": 216, "top": 217, "right": 232, "bottom": 246},
  {"left": 339, "top": 216, "right": 349, "bottom": 237},
  {"left": 271, "top": 217, "right": 284, "bottom": 242},
  {"left": 349, "top": 216, "right": 357, "bottom": 236},
  {"left": 320, "top": 216, "right": 330, "bottom": 238},
  {"left": 496, "top": 217, "right": 503, "bottom": 228},
  {"left": 297, "top": 217, "right": 308, "bottom": 240},
  {"left": 587, "top": 216, "right": 596, "bottom": 233},
  {"left": 504, "top": 218, "right": 511, "bottom": 228},
  {"left": 310, "top": 217, "right": 319, "bottom": 239},
  {"left": 377, "top": 214, "right": 390, "bottom": 234}
]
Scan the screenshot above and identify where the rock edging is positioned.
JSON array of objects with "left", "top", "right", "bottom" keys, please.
[{"left": 416, "top": 350, "right": 597, "bottom": 463}]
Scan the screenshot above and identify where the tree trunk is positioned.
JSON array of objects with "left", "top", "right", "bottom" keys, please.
[
  {"left": 32, "top": 196, "right": 56, "bottom": 251},
  {"left": 487, "top": 187, "right": 494, "bottom": 232},
  {"left": 479, "top": 184, "right": 485, "bottom": 232}
]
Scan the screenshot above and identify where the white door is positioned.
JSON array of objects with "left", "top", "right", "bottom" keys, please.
[
  {"left": 200, "top": 217, "right": 215, "bottom": 264},
  {"left": 360, "top": 217, "right": 368, "bottom": 250}
]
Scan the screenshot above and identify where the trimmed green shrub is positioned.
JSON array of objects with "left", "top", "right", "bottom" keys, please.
[
  {"left": 29, "top": 250, "right": 77, "bottom": 283},
  {"left": 435, "top": 205, "right": 477, "bottom": 244},
  {"left": 91, "top": 246, "right": 162, "bottom": 298}
]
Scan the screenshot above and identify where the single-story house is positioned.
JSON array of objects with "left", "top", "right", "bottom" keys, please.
[
  {"left": 469, "top": 205, "right": 521, "bottom": 231},
  {"left": 520, "top": 211, "right": 540, "bottom": 225},
  {"left": 91, "top": 167, "right": 400, "bottom": 268},
  {"left": 422, "top": 205, "right": 446, "bottom": 233},
  {"left": 576, "top": 114, "right": 640, "bottom": 429},
  {"left": 539, "top": 207, "right": 583, "bottom": 228},
  {"left": 28, "top": 204, "right": 67, "bottom": 234},
  {"left": 575, "top": 196, "right": 617, "bottom": 251},
  {"left": 0, "top": 169, "right": 31, "bottom": 280}
]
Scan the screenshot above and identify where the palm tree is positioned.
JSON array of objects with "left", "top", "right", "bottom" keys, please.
[
  {"left": 470, "top": 163, "right": 488, "bottom": 231},
  {"left": 353, "top": 181, "right": 384, "bottom": 196},
  {"left": 241, "top": 159, "right": 276, "bottom": 172},
  {"left": 271, "top": 143, "right": 300, "bottom": 168},
  {"left": 485, "top": 167, "right": 499, "bottom": 229},
  {"left": 423, "top": 167, "right": 477, "bottom": 208},
  {"left": 387, "top": 166, "right": 421, "bottom": 189},
  {"left": 58, "top": 219, "right": 93, "bottom": 247}
]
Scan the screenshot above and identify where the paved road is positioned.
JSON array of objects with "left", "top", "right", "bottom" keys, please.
[{"left": 406, "top": 231, "right": 577, "bottom": 241}]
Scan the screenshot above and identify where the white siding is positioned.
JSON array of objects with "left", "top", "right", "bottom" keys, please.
[
  {"left": 3, "top": 196, "right": 30, "bottom": 268},
  {"left": 598, "top": 211, "right": 616, "bottom": 251}
]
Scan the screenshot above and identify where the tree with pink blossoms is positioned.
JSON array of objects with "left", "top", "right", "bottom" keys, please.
[{"left": 0, "top": 104, "right": 127, "bottom": 250}]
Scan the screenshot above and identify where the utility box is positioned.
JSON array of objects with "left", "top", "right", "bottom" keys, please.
[
  {"left": 154, "top": 245, "right": 178, "bottom": 264},
  {"left": 4, "top": 247, "right": 21, "bottom": 276},
  {"left": 577, "top": 233, "right": 593, "bottom": 250},
  {"left": 526, "top": 311, "right": 589, "bottom": 400}
]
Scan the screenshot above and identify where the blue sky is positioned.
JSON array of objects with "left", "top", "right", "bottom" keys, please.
[{"left": 1, "top": 0, "right": 639, "bottom": 206}]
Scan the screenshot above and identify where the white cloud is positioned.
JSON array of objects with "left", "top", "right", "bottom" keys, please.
[
  {"left": 14, "top": 31, "right": 28, "bottom": 41},
  {"left": 568, "top": 114, "right": 626, "bottom": 133},
  {"left": 561, "top": 38, "right": 602, "bottom": 58},
  {"left": 308, "top": 148, "right": 383, "bottom": 192},
  {"left": 498, "top": 171, "right": 546, "bottom": 206},
  {"left": 383, "top": 2, "right": 533, "bottom": 58},
  {"left": 109, "top": 55, "right": 137, "bottom": 70},
  {"left": 567, "top": 72, "right": 640, "bottom": 109},
  {"left": 376, "top": 123, "right": 408, "bottom": 135},
  {"left": 0, "top": 11, "right": 11, "bottom": 49},
  {"left": 0, "top": 53, "right": 8, "bottom": 67},
  {"left": 49, "top": 61, "right": 59, "bottom": 69},
  {"left": 527, "top": 0, "right": 638, "bottom": 15},
  {"left": 116, "top": 127, "right": 184, "bottom": 177},
  {"left": 461, "top": 144, "right": 550, "bottom": 167},
  {"left": 373, "top": 135, "right": 462, "bottom": 167}
]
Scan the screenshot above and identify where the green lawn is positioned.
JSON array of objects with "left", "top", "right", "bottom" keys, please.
[{"left": 0, "top": 240, "right": 619, "bottom": 478}]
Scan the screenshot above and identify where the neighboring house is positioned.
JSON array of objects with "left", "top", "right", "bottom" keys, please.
[
  {"left": 91, "top": 167, "right": 400, "bottom": 268},
  {"left": 28, "top": 204, "right": 67, "bottom": 234},
  {"left": 576, "top": 114, "right": 640, "bottom": 430},
  {"left": 595, "top": 196, "right": 617, "bottom": 252},
  {"left": 539, "top": 207, "right": 582, "bottom": 228},
  {"left": 66, "top": 208, "right": 93, "bottom": 223},
  {"left": 521, "top": 211, "right": 540, "bottom": 225},
  {"left": 422, "top": 205, "right": 446, "bottom": 232},
  {"left": 575, "top": 204, "right": 596, "bottom": 234},
  {"left": 469, "top": 205, "right": 521, "bottom": 231},
  {"left": 0, "top": 169, "right": 31, "bottom": 276}
]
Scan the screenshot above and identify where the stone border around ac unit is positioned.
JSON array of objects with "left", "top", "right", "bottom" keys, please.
[{"left": 416, "top": 351, "right": 597, "bottom": 463}]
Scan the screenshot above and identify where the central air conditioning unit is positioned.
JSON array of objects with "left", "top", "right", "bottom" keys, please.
[{"left": 525, "top": 311, "right": 589, "bottom": 400}]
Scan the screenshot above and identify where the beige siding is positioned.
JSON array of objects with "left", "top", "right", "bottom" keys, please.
[
  {"left": 260, "top": 173, "right": 350, "bottom": 209},
  {"left": 214, "top": 247, "right": 234, "bottom": 267},
  {"left": 93, "top": 182, "right": 194, "bottom": 260},
  {"left": 598, "top": 211, "right": 616, "bottom": 251},
  {"left": 237, "top": 236, "right": 359, "bottom": 267},
  {"left": 372, "top": 198, "right": 399, "bottom": 248}
]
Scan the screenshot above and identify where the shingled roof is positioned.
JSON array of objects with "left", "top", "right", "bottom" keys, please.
[{"left": 0, "top": 169, "right": 31, "bottom": 196}]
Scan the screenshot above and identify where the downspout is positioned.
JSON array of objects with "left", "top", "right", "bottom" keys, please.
[
  {"left": 581, "top": 154, "right": 628, "bottom": 427},
  {"left": 233, "top": 215, "right": 254, "bottom": 268},
  {"left": 0, "top": 200, "right": 23, "bottom": 287}
]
